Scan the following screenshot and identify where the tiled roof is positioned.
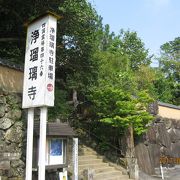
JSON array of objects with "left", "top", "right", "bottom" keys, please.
[
  {"left": 0, "top": 58, "right": 24, "bottom": 71},
  {"left": 34, "top": 122, "right": 76, "bottom": 137},
  {"left": 158, "top": 102, "right": 180, "bottom": 110}
]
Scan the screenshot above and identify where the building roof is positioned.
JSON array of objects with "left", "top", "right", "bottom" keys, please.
[
  {"left": 34, "top": 122, "right": 76, "bottom": 137},
  {"left": 158, "top": 101, "right": 180, "bottom": 110},
  {"left": 0, "top": 58, "right": 24, "bottom": 72}
]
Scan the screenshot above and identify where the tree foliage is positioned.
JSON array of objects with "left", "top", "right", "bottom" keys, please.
[
  {"left": 156, "top": 37, "right": 180, "bottom": 105},
  {"left": 89, "top": 46, "right": 154, "bottom": 135},
  {"left": 0, "top": 0, "right": 100, "bottom": 104},
  {"left": 96, "top": 27, "right": 152, "bottom": 70},
  {"left": 89, "top": 86, "right": 153, "bottom": 135}
]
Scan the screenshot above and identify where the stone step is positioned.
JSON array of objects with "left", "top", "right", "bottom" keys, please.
[
  {"left": 94, "top": 170, "right": 123, "bottom": 179},
  {"left": 81, "top": 146, "right": 97, "bottom": 152},
  {"left": 79, "top": 158, "right": 103, "bottom": 165},
  {"left": 94, "top": 171, "right": 129, "bottom": 180},
  {"left": 78, "top": 145, "right": 129, "bottom": 180},
  {"left": 81, "top": 149, "right": 97, "bottom": 155},
  {"left": 79, "top": 166, "right": 115, "bottom": 174},
  {"left": 79, "top": 154, "right": 103, "bottom": 161},
  {"left": 94, "top": 176, "right": 130, "bottom": 180},
  {"left": 79, "top": 162, "right": 109, "bottom": 170}
]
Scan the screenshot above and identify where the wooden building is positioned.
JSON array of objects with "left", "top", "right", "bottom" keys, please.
[{"left": 32, "top": 122, "right": 75, "bottom": 179}]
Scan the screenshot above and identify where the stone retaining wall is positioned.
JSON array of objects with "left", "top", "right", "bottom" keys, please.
[
  {"left": 135, "top": 116, "right": 180, "bottom": 175},
  {"left": 0, "top": 91, "right": 25, "bottom": 180}
]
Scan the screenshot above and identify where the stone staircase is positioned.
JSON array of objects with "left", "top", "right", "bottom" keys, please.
[{"left": 78, "top": 145, "right": 131, "bottom": 180}]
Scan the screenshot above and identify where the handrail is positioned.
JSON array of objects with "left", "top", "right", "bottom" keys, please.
[
  {"left": 78, "top": 125, "right": 136, "bottom": 159},
  {"left": 79, "top": 125, "right": 123, "bottom": 155}
]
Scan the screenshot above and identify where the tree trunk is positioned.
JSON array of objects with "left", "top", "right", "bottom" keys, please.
[
  {"left": 126, "top": 124, "right": 136, "bottom": 179},
  {"left": 73, "top": 89, "right": 79, "bottom": 109}
]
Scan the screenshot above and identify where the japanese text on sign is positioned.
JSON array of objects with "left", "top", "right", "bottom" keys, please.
[{"left": 22, "top": 14, "right": 57, "bottom": 108}]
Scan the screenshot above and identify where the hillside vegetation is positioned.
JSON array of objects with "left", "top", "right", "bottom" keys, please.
[{"left": 0, "top": 0, "right": 179, "bottom": 143}]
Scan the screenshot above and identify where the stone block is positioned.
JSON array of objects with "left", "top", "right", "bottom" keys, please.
[
  {"left": 146, "top": 127, "right": 157, "bottom": 143},
  {"left": 174, "top": 129, "right": 180, "bottom": 139},
  {"left": 168, "top": 128, "right": 176, "bottom": 142},
  {"left": 0, "top": 118, "right": 13, "bottom": 130},
  {"left": 171, "top": 142, "right": 180, "bottom": 157},
  {"left": 0, "top": 96, "right": 6, "bottom": 104},
  {"left": 148, "top": 144, "right": 160, "bottom": 167},
  {"left": 0, "top": 141, "right": 6, "bottom": 153},
  {"left": 4, "top": 122, "right": 23, "bottom": 143},
  {"left": 135, "top": 143, "right": 155, "bottom": 175},
  {"left": 4, "top": 143, "right": 20, "bottom": 153},
  {"left": 168, "top": 128, "right": 180, "bottom": 142},
  {"left": 2, "top": 153, "right": 21, "bottom": 161},
  {"left": 157, "top": 123, "right": 171, "bottom": 147},
  {"left": 164, "top": 119, "right": 173, "bottom": 129},
  {"left": 6, "top": 94, "right": 21, "bottom": 106},
  {"left": 5, "top": 109, "right": 21, "bottom": 121},
  {"left": 0, "top": 161, "right": 10, "bottom": 170},
  {"left": 0, "top": 105, "right": 6, "bottom": 118},
  {"left": 160, "top": 146, "right": 172, "bottom": 157},
  {"left": 0, "top": 130, "right": 4, "bottom": 139},
  {"left": 173, "top": 120, "right": 180, "bottom": 129}
]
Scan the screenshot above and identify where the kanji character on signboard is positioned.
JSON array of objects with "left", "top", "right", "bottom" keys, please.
[
  {"left": 50, "top": 27, "right": 55, "bottom": 34},
  {"left": 48, "top": 65, "right": 53, "bottom": 71},
  {"left": 41, "top": 34, "right": 45, "bottom": 40},
  {"left": 42, "top": 28, "right": 45, "bottom": 34},
  {"left": 50, "top": 34, "right": 54, "bottom": 41},
  {"left": 30, "top": 47, "right": 39, "bottom": 62},
  {"left": 49, "top": 49, "right": 54, "bottom": 56},
  {"left": 49, "top": 57, "right": 53, "bottom": 64},
  {"left": 31, "top": 30, "right": 39, "bottom": 44},
  {"left": 48, "top": 73, "right": 53, "bottom": 80},
  {"left": 28, "top": 86, "right": 37, "bottom": 100},
  {"left": 42, "top": 23, "right": 46, "bottom": 28},
  {"left": 49, "top": 42, "right": 54, "bottom": 49},
  {"left": 29, "top": 66, "right": 38, "bottom": 80}
]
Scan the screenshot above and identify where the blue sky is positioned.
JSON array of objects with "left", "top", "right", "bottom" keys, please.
[{"left": 88, "top": 0, "right": 180, "bottom": 59}]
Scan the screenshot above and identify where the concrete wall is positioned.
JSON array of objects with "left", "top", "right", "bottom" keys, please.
[
  {"left": 158, "top": 105, "right": 180, "bottom": 120},
  {"left": 0, "top": 66, "right": 23, "bottom": 93}
]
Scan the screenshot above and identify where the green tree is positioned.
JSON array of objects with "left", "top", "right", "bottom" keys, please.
[
  {"left": 89, "top": 47, "right": 154, "bottom": 135},
  {"left": 96, "top": 27, "right": 152, "bottom": 70},
  {"left": 159, "top": 37, "right": 180, "bottom": 82},
  {"left": 119, "top": 29, "right": 151, "bottom": 70},
  {"left": 156, "top": 37, "right": 180, "bottom": 105},
  {"left": 0, "top": 0, "right": 101, "bottom": 113},
  {"left": 89, "top": 83, "right": 153, "bottom": 135},
  {"left": 153, "top": 69, "right": 175, "bottom": 103}
]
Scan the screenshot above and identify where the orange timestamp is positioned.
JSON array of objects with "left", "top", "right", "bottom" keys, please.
[{"left": 160, "top": 156, "right": 180, "bottom": 164}]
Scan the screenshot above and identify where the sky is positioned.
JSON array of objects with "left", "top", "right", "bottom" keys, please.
[{"left": 88, "top": 0, "right": 180, "bottom": 62}]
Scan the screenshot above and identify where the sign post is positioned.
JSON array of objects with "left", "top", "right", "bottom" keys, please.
[
  {"left": 25, "top": 108, "right": 34, "bottom": 180},
  {"left": 22, "top": 12, "right": 60, "bottom": 180},
  {"left": 72, "top": 138, "right": 78, "bottom": 180},
  {"left": 38, "top": 107, "right": 48, "bottom": 180}
]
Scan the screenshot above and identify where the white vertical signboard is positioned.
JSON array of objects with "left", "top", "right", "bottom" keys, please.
[
  {"left": 22, "top": 14, "right": 57, "bottom": 108},
  {"left": 22, "top": 12, "right": 60, "bottom": 180}
]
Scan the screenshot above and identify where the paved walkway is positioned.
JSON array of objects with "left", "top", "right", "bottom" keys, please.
[{"left": 139, "top": 166, "right": 180, "bottom": 180}]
